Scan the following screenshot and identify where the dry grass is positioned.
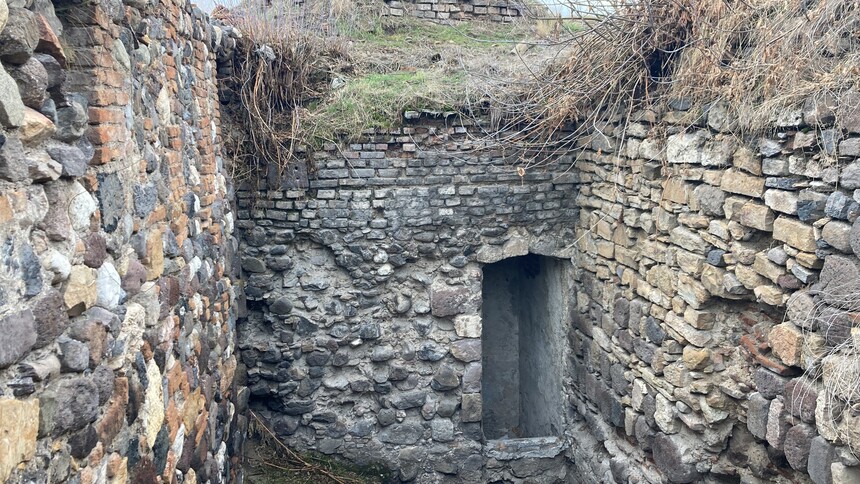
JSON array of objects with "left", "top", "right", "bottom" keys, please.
[{"left": 493, "top": 0, "right": 860, "bottom": 164}]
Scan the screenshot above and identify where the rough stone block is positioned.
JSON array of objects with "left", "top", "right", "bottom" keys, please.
[
  {"left": 773, "top": 216, "right": 817, "bottom": 252},
  {"left": 747, "top": 393, "right": 769, "bottom": 440},
  {"left": 808, "top": 436, "right": 836, "bottom": 484},
  {"left": 722, "top": 169, "right": 766, "bottom": 198}
]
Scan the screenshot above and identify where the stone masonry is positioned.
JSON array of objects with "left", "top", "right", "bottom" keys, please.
[
  {"left": 233, "top": 117, "right": 581, "bottom": 482},
  {"left": 384, "top": 0, "right": 524, "bottom": 22},
  {"left": 0, "top": 0, "right": 242, "bottom": 482}
]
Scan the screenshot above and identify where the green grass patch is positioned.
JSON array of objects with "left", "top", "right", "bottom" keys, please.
[
  {"left": 341, "top": 16, "right": 530, "bottom": 49},
  {"left": 304, "top": 69, "right": 466, "bottom": 143}
]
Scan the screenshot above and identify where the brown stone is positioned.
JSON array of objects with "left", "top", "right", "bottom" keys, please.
[
  {"left": 63, "top": 266, "right": 97, "bottom": 314},
  {"left": 721, "top": 169, "right": 766, "bottom": 198},
  {"left": 773, "top": 216, "right": 817, "bottom": 252},
  {"left": 769, "top": 323, "right": 803, "bottom": 367},
  {"left": 682, "top": 347, "right": 710, "bottom": 370},
  {"left": 738, "top": 201, "right": 775, "bottom": 231},
  {"left": 145, "top": 229, "right": 164, "bottom": 281},
  {"left": 0, "top": 398, "right": 40, "bottom": 481},
  {"left": 34, "top": 15, "right": 66, "bottom": 66},
  {"left": 19, "top": 107, "right": 55, "bottom": 145}
]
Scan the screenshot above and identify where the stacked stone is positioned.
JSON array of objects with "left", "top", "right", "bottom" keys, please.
[
  {"left": 384, "top": 0, "right": 522, "bottom": 21},
  {"left": 0, "top": 0, "right": 242, "bottom": 482},
  {"left": 570, "top": 97, "right": 860, "bottom": 483},
  {"left": 232, "top": 116, "right": 579, "bottom": 482}
]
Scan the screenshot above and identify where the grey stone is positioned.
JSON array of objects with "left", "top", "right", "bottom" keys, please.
[
  {"left": 753, "top": 368, "right": 787, "bottom": 399},
  {"left": 391, "top": 390, "right": 426, "bottom": 410},
  {"left": 462, "top": 362, "right": 481, "bottom": 393},
  {"left": 818, "top": 255, "right": 860, "bottom": 309},
  {"left": 33, "top": 53, "right": 63, "bottom": 89},
  {"left": 784, "top": 423, "right": 814, "bottom": 470},
  {"left": 808, "top": 436, "right": 836, "bottom": 484},
  {"left": 430, "top": 365, "right": 459, "bottom": 391},
  {"left": 269, "top": 297, "right": 292, "bottom": 316},
  {"left": 8, "top": 56, "right": 47, "bottom": 109},
  {"left": 431, "top": 419, "right": 454, "bottom": 442},
  {"left": 851, "top": 217, "right": 860, "bottom": 257},
  {"left": 358, "top": 323, "right": 380, "bottom": 340},
  {"left": 416, "top": 342, "right": 446, "bottom": 361},
  {"left": 46, "top": 143, "right": 88, "bottom": 178},
  {"left": 644, "top": 316, "right": 666, "bottom": 345},
  {"left": 39, "top": 376, "right": 100, "bottom": 436},
  {"left": 96, "top": 172, "right": 124, "bottom": 233},
  {"left": 376, "top": 408, "right": 396, "bottom": 426},
  {"left": 461, "top": 393, "right": 481, "bottom": 422},
  {"left": 747, "top": 393, "right": 769, "bottom": 440},
  {"left": 0, "top": 8, "right": 38, "bottom": 64},
  {"left": 54, "top": 100, "right": 88, "bottom": 142},
  {"left": 797, "top": 190, "right": 828, "bottom": 222},
  {"left": 0, "top": 309, "right": 36, "bottom": 368},
  {"left": 652, "top": 433, "right": 700, "bottom": 483},
  {"left": 450, "top": 339, "right": 480, "bottom": 362},
  {"left": 0, "top": 134, "right": 27, "bottom": 181},
  {"left": 693, "top": 184, "right": 726, "bottom": 216},
  {"left": 133, "top": 183, "right": 157, "bottom": 217},
  {"left": 19, "top": 243, "right": 41, "bottom": 297},
  {"left": 843, "top": 162, "right": 860, "bottom": 189},
  {"left": 58, "top": 337, "right": 89, "bottom": 372},
  {"left": 0, "top": 63, "right": 24, "bottom": 127},
  {"left": 825, "top": 191, "right": 859, "bottom": 220},
  {"left": 379, "top": 422, "right": 423, "bottom": 445}
]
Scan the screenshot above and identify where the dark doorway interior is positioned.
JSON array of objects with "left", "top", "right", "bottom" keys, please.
[{"left": 481, "top": 253, "right": 567, "bottom": 440}]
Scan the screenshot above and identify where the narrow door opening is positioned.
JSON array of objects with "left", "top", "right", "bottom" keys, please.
[{"left": 481, "top": 253, "right": 567, "bottom": 440}]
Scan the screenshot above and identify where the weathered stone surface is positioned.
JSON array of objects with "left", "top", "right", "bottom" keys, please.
[
  {"left": 0, "top": 309, "right": 36, "bottom": 369},
  {"left": 0, "top": 63, "right": 24, "bottom": 128},
  {"left": 378, "top": 422, "right": 424, "bottom": 445},
  {"left": 737, "top": 201, "right": 775, "bottom": 231},
  {"left": 721, "top": 169, "right": 765, "bottom": 198},
  {"left": 747, "top": 393, "right": 769, "bottom": 440},
  {"left": 39, "top": 377, "right": 99, "bottom": 436},
  {"left": 784, "top": 423, "right": 815, "bottom": 470},
  {"left": 652, "top": 433, "right": 700, "bottom": 483},
  {"left": 765, "top": 398, "right": 790, "bottom": 449},
  {"left": 753, "top": 368, "right": 787, "bottom": 399},
  {"left": 0, "top": 397, "right": 40, "bottom": 482},
  {"left": 63, "top": 266, "right": 97, "bottom": 314},
  {"left": 808, "top": 436, "right": 836, "bottom": 484},
  {"left": 450, "top": 339, "right": 480, "bottom": 362},
  {"left": 19, "top": 107, "right": 54, "bottom": 144},
  {"left": 430, "top": 285, "right": 470, "bottom": 317},
  {"left": 773, "top": 216, "right": 817, "bottom": 252},
  {"left": 0, "top": 8, "right": 38, "bottom": 64},
  {"left": 8, "top": 56, "right": 47, "bottom": 109},
  {"left": 769, "top": 323, "right": 803, "bottom": 367},
  {"left": 822, "top": 220, "right": 852, "bottom": 253}
]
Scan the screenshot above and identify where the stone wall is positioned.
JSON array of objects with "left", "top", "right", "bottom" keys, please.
[
  {"left": 233, "top": 117, "right": 581, "bottom": 482},
  {"left": 384, "top": 0, "right": 523, "bottom": 21},
  {"left": 569, "top": 99, "right": 860, "bottom": 483},
  {"left": 0, "top": 0, "right": 243, "bottom": 482}
]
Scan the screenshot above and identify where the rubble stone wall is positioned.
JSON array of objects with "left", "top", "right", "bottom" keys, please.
[
  {"left": 384, "top": 0, "right": 524, "bottom": 22},
  {"left": 233, "top": 118, "right": 581, "bottom": 482},
  {"left": 569, "top": 99, "right": 860, "bottom": 484},
  {"left": 0, "top": 0, "right": 243, "bottom": 482}
]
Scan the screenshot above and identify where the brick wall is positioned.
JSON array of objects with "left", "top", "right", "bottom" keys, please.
[{"left": 0, "top": 0, "right": 243, "bottom": 481}]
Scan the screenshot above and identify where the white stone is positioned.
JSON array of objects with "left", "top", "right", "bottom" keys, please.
[
  {"left": 69, "top": 181, "right": 97, "bottom": 231},
  {"left": 96, "top": 262, "right": 124, "bottom": 309},
  {"left": 142, "top": 359, "right": 164, "bottom": 444},
  {"left": 454, "top": 315, "right": 481, "bottom": 338},
  {"left": 655, "top": 393, "right": 680, "bottom": 434},
  {"left": 43, "top": 249, "right": 70, "bottom": 283},
  {"left": 666, "top": 131, "right": 709, "bottom": 164}
]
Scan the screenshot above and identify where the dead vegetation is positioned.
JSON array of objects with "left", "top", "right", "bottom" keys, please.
[
  {"left": 496, "top": 0, "right": 860, "bottom": 163},
  {"left": 245, "top": 411, "right": 389, "bottom": 484},
  {"left": 218, "top": 0, "right": 860, "bottom": 181}
]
